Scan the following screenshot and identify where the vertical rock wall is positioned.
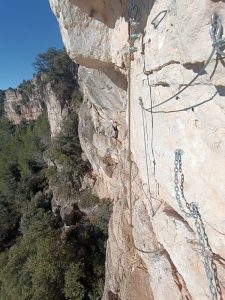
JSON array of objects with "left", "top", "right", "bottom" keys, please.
[
  {"left": 50, "top": 0, "right": 225, "bottom": 299},
  {"left": 4, "top": 79, "right": 67, "bottom": 137},
  {"left": 4, "top": 85, "right": 44, "bottom": 124}
]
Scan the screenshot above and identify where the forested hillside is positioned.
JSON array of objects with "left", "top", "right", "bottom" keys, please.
[{"left": 0, "top": 49, "right": 111, "bottom": 300}]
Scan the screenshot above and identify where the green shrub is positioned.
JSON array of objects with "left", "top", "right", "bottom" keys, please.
[
  {"left": 18, "top": 80, "right": 36, "bottom": 105},
  {"left": 89, "top": 201, "right": 112, "bottom": 237},
  {"left": 0, "top": 195, "right": 19, "bottom": 250},
  {"left": 64, "top": 263, "right": 85, "bottom": 300},
  {"left": 0, "top": 117, "right": 14, "bottom": 151},
  {"left": 0, "top": 212, "right": 73, "bottom": 300},
  {"left": 0, "top": 90, "right": 5, "bottom": 117},
  {"left": 47, "top": 113, "right": 90, "bottom": 198},
  {"left": 34, "top": 48, "right": 78, "bottom": 103},
  {"left": 79, "top": 191, "right": 100, "bottom": 209},
  {"left": 0, "top": 113, "right": 51, "bottom": 249},
  {"left": 71, "top": 90, "right": 83, "bottom": 110}
]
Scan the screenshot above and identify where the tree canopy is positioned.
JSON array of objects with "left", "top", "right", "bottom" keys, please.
[{"left": 34, "top": 48, "right": 78, "bottom": 102}]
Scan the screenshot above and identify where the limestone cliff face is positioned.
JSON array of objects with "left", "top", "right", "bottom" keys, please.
[
  {"left": 4, "top": 78, "right": 67, "bottom": 137},
  {"left": 4, "top": 82, "right": 44, "bottom": 125},
  {"left": 50, "top": 0, "right": 225, "bottom": 299}
]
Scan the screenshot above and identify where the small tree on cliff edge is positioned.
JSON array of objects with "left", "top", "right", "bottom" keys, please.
[{"left": 33, "top": 47, "right": 78, "bottom": 103}]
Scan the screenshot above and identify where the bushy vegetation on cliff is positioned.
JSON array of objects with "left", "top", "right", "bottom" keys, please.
[
  {"left": 34, "top": 47, "right": 79, "bottom": 104},
  {"left": 0, "top": 90, "right": 5, "bottom": 117},
  {"left": 0, "top": 49, "right": 111, "bottom": 300}
]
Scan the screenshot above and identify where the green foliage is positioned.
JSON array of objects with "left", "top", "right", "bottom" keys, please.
[
  {"left": 0, "top": 114, "right": 49, "bottom": 198},
  {"left": 0, "top": 118, "right": 14, "bottom": 151},
  {"left": 71, "top": 90, "right": 83, "bottom": 110},
  {"left": 0, "top": 212, "right": 73, "bottom": 300},
  {"left": 89, "top": 202, "right": 112, "bottom": 237},
  {"left": 34, "top": 48, "right": 78, "bottom": 102},
  {"left": 0, "top": 199, "right": 109, "bottom": 299},
  {"left": 0, "top": 114, "right": 51, "bottom": 249},
  {"left": 0, "top": 109, "right": 111, "bottom": 299},
  {"left": 0, "top": 47, "right": 111, "bottom": 298},
  {"left": 0, "top": 136, "right": 20, "bottom": 198},
  {"left": 64, "top": 263, "right": 85, "bottom": 300},
  {"left": 47, "top": 113, "right": 90, "bottom": 198},
  {"left": 33, "top": 113, "right": 51, "bottom": 149},
  {"left": 0, "top": 90, "right": 5, "bottom": 117},
  {"left": 0, "top": 194, "right": 19, "bottom": 250},
  {"left": 45, "top": 110, "right": 111, "bottom": 299},
  {"left": 18, "top": 80, "right": 35, "bottom": 95},
  {"left": 18, "top": 80, "right": 35, "bottom": 105},
  {"left": 79, "top": 191, "right": 100, "bottom": 209}
]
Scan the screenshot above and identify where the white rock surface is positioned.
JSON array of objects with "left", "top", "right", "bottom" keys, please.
[
  {"left": 4, "top": 86, "right": 44, "bottom": 124},
  {"left": 50, "top": 0, "right": 225, "bottom": 299},
  {"left": 45, "top": 83, "right": 68, "bottom": 137}
]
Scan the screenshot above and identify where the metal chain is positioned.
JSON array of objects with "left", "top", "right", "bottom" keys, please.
[
  {"left": 210, "top": 14, "right": 225, "bottom": 57},
  {"left": 128, "top": 0, "right": 139, "bottom": 61},
  {"left": 174, "top": 149, "right": 223, "bottom": 300},
  {"left": 128, "top": 21, "right": 139, "bottom": 61}
]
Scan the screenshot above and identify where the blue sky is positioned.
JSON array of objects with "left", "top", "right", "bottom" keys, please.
[{"left": 0, "top": 0, "right": 63, "bottom": 90}]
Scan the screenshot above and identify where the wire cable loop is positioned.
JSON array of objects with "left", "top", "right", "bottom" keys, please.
[{"left": 140, "top": 13, "right": 225, "bottom": 113}]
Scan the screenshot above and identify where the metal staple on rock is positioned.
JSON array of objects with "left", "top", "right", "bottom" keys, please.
[
  {"left": 174, "top": 149, "right": 223, "bottom": 300},
  {"left": 140, "top": 13, "right": 225, "bottom": 114},
  {"left": 151, "top": 10, "right": 167, "bottom": 29}
]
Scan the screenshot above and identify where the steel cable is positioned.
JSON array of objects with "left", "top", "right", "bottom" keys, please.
[{"left": 141, "top": 13, "right": 225, "bottom": 113}]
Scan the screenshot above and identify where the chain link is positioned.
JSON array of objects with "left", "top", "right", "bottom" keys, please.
[
  {"left": 210, "top": 13, "right": 225, "bottom": 56},
  {"left": 128, "top": 0, "right": 139, "bottom": 61},
  {"left": 128, "top": 19, "right": 139, "bottom": 61},
  {"left": 174, "top": 149, "right": 223, "bottom": 300}
]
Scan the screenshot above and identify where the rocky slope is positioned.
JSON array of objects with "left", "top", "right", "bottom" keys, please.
[
  {"left": 50, "top": 0, "right": 225, "bottom": 299},
  {"left": 3, "top": 77, "right": 67, "bottom": 137}
]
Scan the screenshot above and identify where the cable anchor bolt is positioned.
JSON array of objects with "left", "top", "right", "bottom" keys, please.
[{"left": 175, "top": 149, "right": 184, "bottom": 156}]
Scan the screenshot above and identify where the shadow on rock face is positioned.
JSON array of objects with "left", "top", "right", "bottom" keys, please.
[
  {"left": 215, "top": 85, "right": 225, "bottom": 96},
  {"left": 69, "top": 0, "right": 125, "bottom": 28},
  {"left": 61, "top": 203, "right": 85, "bottom": 226},
  {"left": 108, "top": 291, "right": 120, "bottom": 300},
  {"left": 102, "top": 67, "right": 128, "bottom": 91},
  {"left": 68, "top": 0, "right": 155, "bottom": 30}
]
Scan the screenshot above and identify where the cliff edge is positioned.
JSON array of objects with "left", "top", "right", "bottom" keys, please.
[{"left": 50, "top": 0, "right": 225, "bottom": 299}]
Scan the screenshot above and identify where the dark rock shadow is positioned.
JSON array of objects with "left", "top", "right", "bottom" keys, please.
[
  {"left": 102, "top": 67, "right": 128, "bottom": 91},
  {"left": 69, "top": 0, "right": 155, "bottom": 30},
  {"left": 183, "top": 62, "right": 206, "bottom": 74},
  {"left": 215, "top": 85, "right": 225, "bottom": 96}
]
